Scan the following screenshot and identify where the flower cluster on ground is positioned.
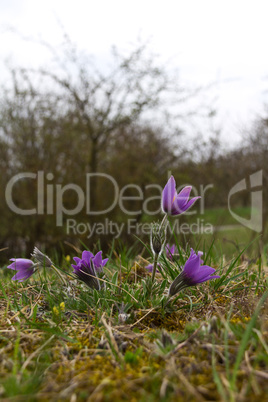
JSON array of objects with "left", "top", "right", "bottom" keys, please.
[
  {"left": 72, "top": 250, "right": 108, "bottom": 290},
  {"left": 5, "top": 175, "right": 220, "bottom": 306}
]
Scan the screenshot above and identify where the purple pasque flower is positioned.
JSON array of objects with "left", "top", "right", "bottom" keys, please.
[
  {"left": 165, "top": 243, "right": 178, "bottom": 260},
  {"left": 7, "top": 258, "right": 35, "bottom": 282},
  {"left": 145, "top": 263, "right": 160, "bottom": 273},
  {"left": 169, "top": 249, "right": 220, "bottom": 296},
  {"left": 72, "top": 250, "right": 108, "bottom": 290},
  {"left": 162, "top": 176, "right": 200, "bottom": 216}
]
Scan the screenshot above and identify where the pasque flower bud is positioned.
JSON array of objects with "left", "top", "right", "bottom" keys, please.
[{"left": 150, "top": 221, "right": 167, "bottom": 256}]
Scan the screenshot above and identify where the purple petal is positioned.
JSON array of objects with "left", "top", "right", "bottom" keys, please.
[
  {"left": 93, "top": 251, "right": 103, "bottom": 267},
  {"left": 73, "top": 257, "right": 81, "bottom": 265},
  {"left": 166, "top": 245, "right": 172, "bottom": 259},
  {"left": 145, "top": 263, "right": 160, "bottom": 273},
  {"left": 166, "top": 244, "right": 178, "bottom": 260},
  {"left": 82, "top": 250, "right": 94, "bottom": 262},
  {"left": 145, "top": 264, "right": 153, "bottom": 273},
  {"left": 182, "top": 249, "right": 208, "bottom": 282},
  {"left": 197, "top": 251, "right": 204, "bottom": 264},
  {"left": 183, "top": 196, "right": 201, "bottom": 211},
  {"left": 102, "top": 258, "right": 109, "bottom": 266},
  {"left": 183, "top": 253, "right": 200, "bottom": 276},
  {"left": 170, "top": 245, "right": 176, "bottom": 255},
  {"left": 200, "top": 265, "right": 217, "bottom": 273},
  {"left": 166, "top": 244, "right": 175, "bottom": 254},
  {"left": 197, "top": 275, "right": 220, "bottom": 284},
  {"left": 162, "top": 176, "right": 176, "bottom": 213},
  {"left": 170, "top": 186, "right": 191, "bottom": 214},
  {"left": 7, "top": 262, "right": 17, "bottom": 270},
  {"left": 192, "top": 267, "right": 217, "bottom": 283},
  {"left": 165, "top": 243, "right": 171, "bottom": 251},
  {"left": 11, "top": 268, "right": 34, "bottom": 282},
  {"left": 7, "top": 258, "right": 33, "bottom": 271},
  {"left": 172, "top": 195, "right": 200, "bottom": 215},
  {"left": 177, "top": 186, "right": 192, "bottom": 206}
]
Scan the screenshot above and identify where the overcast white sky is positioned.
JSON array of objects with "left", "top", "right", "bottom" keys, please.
[{"left": 1, "top": 0, "right": 268, "bottom": 147}]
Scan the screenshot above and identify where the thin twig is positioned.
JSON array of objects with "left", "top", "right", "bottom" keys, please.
[{"left": 130, "top": 307, "right": 156, "bottom": 328}]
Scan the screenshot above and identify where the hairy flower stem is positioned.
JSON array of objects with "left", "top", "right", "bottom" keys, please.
[
  {"left": 151, "top": 253, "right": 159, "bottom": 283},
  {"left": 159, "top": 214, "right": 168, "bottom": 233},
  {"left": 51, "top": 264, "right": 68, "bottom": 286},
  {"left": 151, "top": 214, "right": 168, "bottom": 284}
]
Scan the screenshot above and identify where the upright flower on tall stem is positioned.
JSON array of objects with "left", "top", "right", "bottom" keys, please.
[
  {"left": 162, "top": 176, "right": 200, "bottom": 216},
  {"left": 149, "top": 175, "right": 201, "bottom": 285}
]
